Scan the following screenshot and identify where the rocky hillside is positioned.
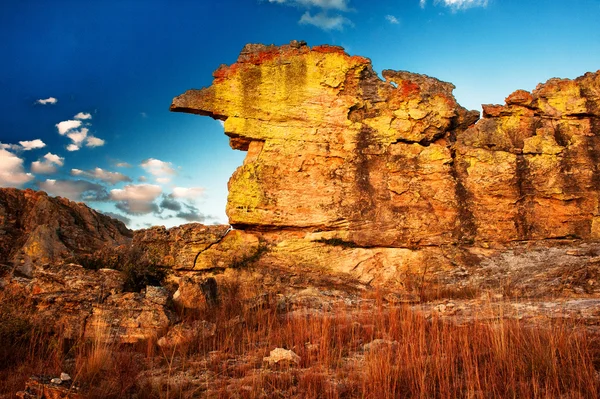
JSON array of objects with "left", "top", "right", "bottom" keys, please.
[{"left": 0, "top": 188, "right": 132, "bottom": 276}]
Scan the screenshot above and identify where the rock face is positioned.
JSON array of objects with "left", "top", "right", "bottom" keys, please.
[
  {"left": 84, "top": 286, "right": 176, "bottom": 344},
  {"left": 172, "top": 41, "right": 600, "bottom": 248},
  {"left": 133, "top": 223, "right": 261, "bottom": 270},
  {"left": 0, "top": 188, "right": 132, "bottom": 275}
]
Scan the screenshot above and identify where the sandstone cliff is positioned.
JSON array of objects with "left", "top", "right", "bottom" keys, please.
[
  {"left": 171, "top": 41, "right": 600, "bottom": 249},
  {"left": 0, "top": 188, "right": 132, "bottom": 275}
]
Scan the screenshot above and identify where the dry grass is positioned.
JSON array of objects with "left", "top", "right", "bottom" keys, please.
[{"left": 1, "top": 280, "right": 599, "bottom": 398}]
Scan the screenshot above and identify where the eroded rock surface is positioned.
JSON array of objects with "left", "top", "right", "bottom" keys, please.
[
  {"left": 0, "top": 188, "right": 132, "bottom": 275},
  {"left": 172, "top": 41, "right": 600, "bottom": 249}
]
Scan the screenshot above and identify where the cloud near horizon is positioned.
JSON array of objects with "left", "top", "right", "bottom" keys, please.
[
  {"left": 31, "top": 153, "right": 64, "bottom": 174},
  {"left": 71, "top": 167, "right": 132, "bottom": 184},
  {"left": 140, "top": 158, "right": 176, "bottom": 184},
  {"left": 0, "top": 149, "right": 34, "bottom": 187},
  {"left": 38, "top": 179, "right": 109, "bottom": 202},
  {"left": 110, "top": 183, "right": 162, "bottom": 215}
]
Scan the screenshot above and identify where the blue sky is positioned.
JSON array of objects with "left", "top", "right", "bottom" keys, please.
[{"left": 1, "top": 0, "right": 599, "bottom": 229}]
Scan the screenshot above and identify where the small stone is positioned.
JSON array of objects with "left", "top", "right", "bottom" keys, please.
[
  {"left": 263, "top": 348, "right": 300, "bottom": 366},
  {"left": 60, "top": 372, "right": 71, "bottom": 381},
  {"left": 50, "top": 378, "right": 62, "bottom": 384}
]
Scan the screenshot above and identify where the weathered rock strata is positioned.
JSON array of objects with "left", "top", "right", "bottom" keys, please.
[
  {"left": 0, "top": 188, "right": 132, "bottom": 275},
  {"left": 172, "top": 41, "right": 600, "bottom": 249}
]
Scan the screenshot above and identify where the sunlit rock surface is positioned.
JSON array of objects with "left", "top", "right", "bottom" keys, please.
[{"left": 172, "top": 41, "right": 600, "bottom": 249}]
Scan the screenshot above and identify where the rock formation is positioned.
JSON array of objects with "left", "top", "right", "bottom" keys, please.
[
  {"left": 0, "top": 188, "right": 132, "bottom": 275},
  {"left": 171, "top": 41, "right": 600, "bottom": 249}
]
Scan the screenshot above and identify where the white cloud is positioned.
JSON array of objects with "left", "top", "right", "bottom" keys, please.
[
  {"left": 0, "top": 143, "right": 20, "bottom": 151},
  {"left": 110, "top": 184, "right": 162, "bottom": 202},
  {"left": 36, "top": 97, "right": 57, "bottom": 105},
  {"left": 267, "top": 0, "right": 352, "bottom": 30},
  {"left": 171, "top": 187, "right": 205, "bottom": 200},
  {"left": 299, "top": 11, "right": 352, "bottom": 30},
  {"left": 19, "top": 139, "right": 46, "bottom": 151},
  {"left": 71, "top": 167, "right": 132, "bottom": 184},
  {"left": 74, "top": 112, "right": 92, "bottom": 120},
  {"left": 39, "top": 179, "right": 108, "bottom": 202},
  {"left": 110, "top": 184, "right": 162, "bottom": 215},
  {"left": 269, "top": 0, "right": 350, "bottom": 10},
  {"left": 56, "top": 120, "right": 82, "bottom": 135},
  {"left": 423, "top": 0, "right": 488, "bottom": 10},
  {"left": 66, "top": 144, "right": 80, "bottom": 152},
  {"left": 31, "top": 152, "right": 64, "bottom": 174},
  {"left": 156, "top": 177, "right": 171, "bottom": 184},
  {"left": 140, "top": 158, "right": 176, "bottom": 183},
  {"left": 116, "top": 162, "right": 132, "bottom": 168},
  {"left": 67, "top": 128, "right": 88, "bottom": 144},
  {"left": 85, "top": 136, "right": 105, "bottom": 147},
  {"left": 0, "top": 149, "right": 34, "bottom": 187},
  {"left": 385, "top": 15, "right": 399, "bottom": 24}
]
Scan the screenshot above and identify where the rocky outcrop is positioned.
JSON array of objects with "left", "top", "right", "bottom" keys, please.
[
  {"left": 133, "top": 223, "right": 261, "bottom": 270},
  {"left": 0, "top": 188, "right": 132, "bottom": 275},
  {"left": 171, "top": 41, "right": 600, "bottom": 249},
  {"left": 84, "top": 286, "right": 176, "bottom": 344}
]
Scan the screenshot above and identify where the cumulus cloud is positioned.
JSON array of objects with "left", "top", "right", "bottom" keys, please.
[
  {"left": 111, "top": 184, "right": 162, "bottom": 202},
  {"left": 159, "top": 195, "right": 182, "bottom": 212},
  {"left": 31, "top": 153, "right": 64, "bottom": 174},
  {"left": 385, "top": 15, "right": 399, "bottom": 24},
  {"left": 171, "top": 187, "right": 205, "bottom": 200},
  {"left": 19, "top": 139, "right": 46, "bottom": 151},
  {"left": 38, "top": 179, "right": 108, "bottom": 202},
  {"left": 110, "top": 184, "right": 162, "bottom": 215},
  {"left": 56, "top": 113, "right": 105, "bottom": 151},
  {"left": 71, "top": 167, "right": 132, "bottom": 184},
  {"left": 155, "top": 187, "right": 207, "bottom": 222},
  {"left": 267, "top": 0, "right": 353, "bottom": 31},
  {"left": 140, "top": 158, "right": 176, "bottom": 183},
  {"left": 115, "top": 201, "right": 159, "bottom": 215},
  {"left": 56, "top": 120, "right": 82, "bottom": 135},
  {"left": 0, "top": 149, "right": 34, "bottom": 187},
  {"left": 74, "top": 112, "right": 92, "bottom": 120},
  {"left": 67, "top": 128, "right": 88, "bottom": 145},
  {"left": 299, "top": 11, "right": 352, "bottom": 30},
  {"left": 422, "top": 0, "right": 488, "bottom": 10},
  {"left": 269, "top": 0, "right": 350, "bottom": 10},
  {"left": 176, "top": 204, "right": 205, "bottom": 222},
  {"left": 36, "top": 97, "right": 57, "bottom": 105},
  {"left": 85, "top": 136, "right": 105, "bottom": 148}
]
